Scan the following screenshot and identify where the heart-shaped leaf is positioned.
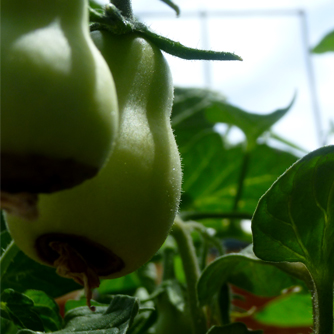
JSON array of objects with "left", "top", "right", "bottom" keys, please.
[
  {"left": 252, "top": 145, "right": 334, "bottom": 333},
  {"left": 252, "top": 145, "right": 334, "bottom": 269}
]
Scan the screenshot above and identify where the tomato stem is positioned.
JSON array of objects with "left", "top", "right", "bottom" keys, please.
[
  {"left": 110, "top": 0, "right": 133, "bottom": 20},
  {"left": 162, "top": 247, "right": 177, "bottom": 281},
  {"left": 171, "top": 217, "right": 207, "bottom": 334}
]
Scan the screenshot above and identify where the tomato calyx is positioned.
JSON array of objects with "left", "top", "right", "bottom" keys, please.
[{"left": 89, "top": 4, "right": 242, "bottom": 61}]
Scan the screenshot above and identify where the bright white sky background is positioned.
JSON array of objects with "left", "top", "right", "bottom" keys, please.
[{"left": 103, "top": 0, "right": 334, "bottom": 153}]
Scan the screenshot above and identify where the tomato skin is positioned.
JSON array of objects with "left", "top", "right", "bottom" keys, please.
[
  {"left": 5, "top": 31, "right": 182, "bottom": 281},
  {"left": 1, "top": 0, "right": 118, "bottom": 194}
]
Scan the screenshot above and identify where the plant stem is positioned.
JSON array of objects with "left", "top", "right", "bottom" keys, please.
[
  {"left": 232, "top": 151, "right": 250, "bottom": 212},
  {"left": 162, "top": 248, "right": 176, "bottom": 281},
  {"left": 218, "top": 283, "right": 231, "bottom": 325},
  {"left": 311, "top": 271, "right": 334, "bottom": 334},
  {"left": 171, "top": 218, "right": 207, "bottom": 334},
  {"left": 110, "top": 0, "right": 133, "bottom": 19},
  {"left": 227, "top": 150, "right": 251, "bottom": 235},
  {"left": 1, "top": 240, "right": 20, "bottom": 279}
]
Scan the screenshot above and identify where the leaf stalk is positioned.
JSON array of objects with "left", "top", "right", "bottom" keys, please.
[{"left": 311, "top": 270, "right": 334, "bottom": 334}]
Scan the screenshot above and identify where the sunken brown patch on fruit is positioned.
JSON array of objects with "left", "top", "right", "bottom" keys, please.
[
  {"left": 36, "top": 233, "right": 125, "bottom": 311},
  {"left": 1, "top": 152, "right": 98, "bottom": 194},
  {"left": 36, "top": 233, "right": 125, "bottom": 277},
  {"left": 0, "top": 191, "right": 39, "bottom": 220}
]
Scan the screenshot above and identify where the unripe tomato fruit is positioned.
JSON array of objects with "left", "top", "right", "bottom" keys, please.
[
  {"left": 1, "top": 0, "right": 118, "bottom": 212},
  {"left": 5, "top": 31, "right": 182, "bottom": 309}
]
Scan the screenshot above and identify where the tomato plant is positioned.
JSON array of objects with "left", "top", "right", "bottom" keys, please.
[{"left": 1, "top": 1, "right": 334, "bottom": 334}]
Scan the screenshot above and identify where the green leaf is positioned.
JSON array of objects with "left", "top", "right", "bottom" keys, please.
[
  {"left": 127, "top": 307, "right": 156, "bottom": 334},
  {"left": 252, "top": 145, "right": 334, "bottom": 332},
  {"left": 172, "top": 87, "right": 296, "bottom": 153},
  {"left": 254, "top": 292, "right": 313, "bottom": 327},
  {"left": 197, "top": 245, "right": 304, "bottom": 306},
  {"left": 207, "top": 322, "right": 263, "bottom": 333},
  {"left": 62, "top": 295, "right": 139, "bottom": 333},
  {"left": 127, "top": 288, "right": 156, "bottom": 334},
  {"left": 152, "top": 283, "right": 192, "bottom": 334},
  {"left": 172, "top": 87, "right": 224, "bottom": 147},
  {"left": 269, "top": 132, "right": 308, "bottom": 154},
  {"left": 24, "top": 290, "right": 63, "bottom": 331},
  {"left": 98, "top": 273, "right": 142, "bottom": 295},
  {"left": 160, "top": 280, "right": 186, "bottom": 312},
  {"left": 14, "top": 296, "right": 140, "bottom": 334},
  {"left": 252, "top": 145, "right": 334, "bottom": 269},
  {"left": 89, "top": 0, "right": 104, "bottom": 12},
  {"left": 1, "top": 317, "right": 18, "bottom": 334},
  {"left": 180, "top": 131, "right": 299, "bottom": 219},
  {"left": 1, "top": 230, "right": 12, "bottom": 256},
  {"left": 1, "top": 289, "right": 44, "bottom": 331},
  {"left": 312, "top": 30, "right": 334, "bottom": 53},
  {"left": 205, "top": 94, "right": 296, "bottom": 150},
  {"left": 64, "top": 299, "right": 107, "bottom": 314}
]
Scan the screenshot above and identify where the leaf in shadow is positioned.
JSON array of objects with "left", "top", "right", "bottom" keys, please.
[
  {"left": 151, "top": 280, "right": 192, "bottom": 334},
  {"left": 1, "top": 317, "right": 18, "bottom": 334},
  {"left": 61, "top": 295, "right": 139, "bottom": 333},
  {"left": 197, "top": 245, "right": 304, "bottom": 306},
  {"left": 16, "top": 295, "right": 139, "bottom": 334},
  {"left": 25, "top": 289, "right": 63, "bottom": 331},
  {"left": 1, "top": 289, "right": 44, "bottom": 331}
]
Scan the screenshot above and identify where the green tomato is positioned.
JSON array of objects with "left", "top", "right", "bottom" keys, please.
[
  {"left": 5, "top": 31, "right": 182, "bottom": 309},
  {"left": 1, "top": 0, "right": 118, "bottom": 204}
]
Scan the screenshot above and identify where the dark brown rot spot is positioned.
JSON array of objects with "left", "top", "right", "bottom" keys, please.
[
  {"left": 0, "top": 191, "right": 39, "bottom": 220},
  {"left": 36, "top": 233, "right": 125, "bottom": 311},
  {"left": 1, "top": 153, "right": 98, "bottom": 194}
]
